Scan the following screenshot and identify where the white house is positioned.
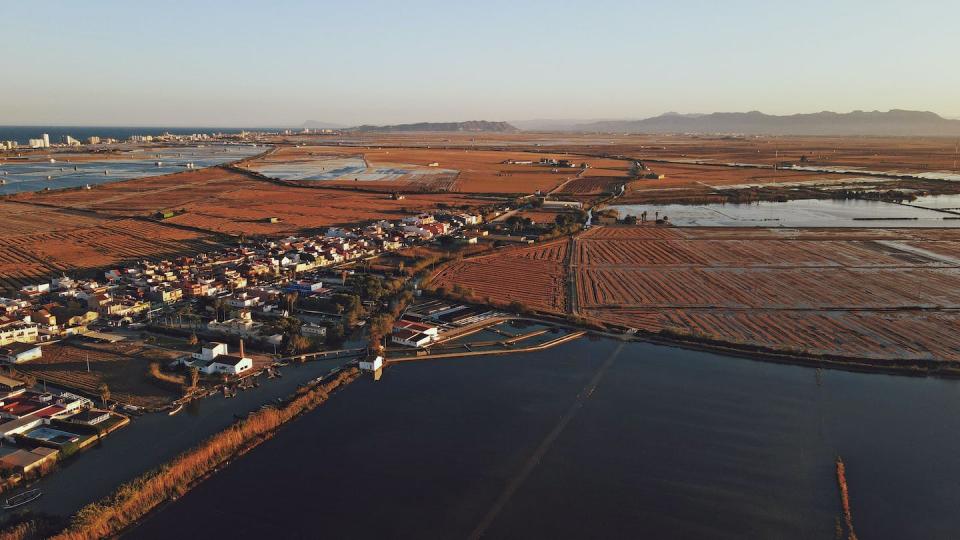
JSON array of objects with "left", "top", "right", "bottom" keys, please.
[
  {"left": 542, "top": 200, "right": 583, "bottom": 210},
  {"left": 188, "top": 342, "right": 252, "bottom": 376},
  {"left": 0, "top": 343, "right": 42, "bottom": 364},
  {"left": 391, "top": 329, "right": 433, "bottom": 348},
  {"left": 0, "top": 323, "right": 39, "bottom": 346},
  {"left": 192, "top": 342, "right": 229, "bottom": 362},
  {"left": 359, "top": 355, "right": 383, "bottom": 371},
  {"left": 393, "top": 320, "right": 439, "bottom": 338},
  {"left": 206, "top": 354, "right": 253, "bottom": 376}
]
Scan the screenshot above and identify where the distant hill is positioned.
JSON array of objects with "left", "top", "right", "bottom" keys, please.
[
  {"left": 510, "top": 118, "right": 633, "bottom": 131},
  {"left": 573, "top": 110, "right": 960, "bottom": 136},
  {"left": 349, "top": 121, "right": 518, "bottom": 133}
]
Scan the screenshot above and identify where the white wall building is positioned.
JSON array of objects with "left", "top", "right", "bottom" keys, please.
[
  {"left": 188, "top": 342, "right": 252, "bottom": 376},
  {"left": 359, "top": 355, "right": 383, "bottom": 371}
]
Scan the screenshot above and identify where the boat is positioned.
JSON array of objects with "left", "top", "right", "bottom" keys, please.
[
  {"left": 4, "top": 489, "right": 41, "bottom": 509},
  {"left": 168, "top": 404, "right": 184, "bottom": 416}
]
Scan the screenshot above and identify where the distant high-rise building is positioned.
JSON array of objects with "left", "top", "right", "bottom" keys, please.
[
  {"left": 87, "top": 136, "right": 101, "bottom": 145},
  {"left": 28, "top": 138, "right": 46, "bottom": 149},
  {"left": 64, "top": 135, "right": 81, "bottom": 146},
  {"left": 41, "top": 133, "right": 50, "bottom": 148}
]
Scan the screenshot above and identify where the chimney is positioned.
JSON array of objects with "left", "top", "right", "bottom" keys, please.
[{"left": 239, "top": 339, "right": 245, "bottom": 359}]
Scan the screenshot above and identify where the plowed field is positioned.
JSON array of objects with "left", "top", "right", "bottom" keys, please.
[{"left": 432, "top": 224, "right": 960, "bottom": 362}]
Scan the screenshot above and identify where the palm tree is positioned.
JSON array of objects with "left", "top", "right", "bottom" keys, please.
[
  {"left": 212, "top": 298, "right": 225, "bottom": 322},
  {"left": 98, "top": 383, "right": 111, "bottom": 408},
  {"left": 284, "top": 291, "right": 299, "bottom": 314}
]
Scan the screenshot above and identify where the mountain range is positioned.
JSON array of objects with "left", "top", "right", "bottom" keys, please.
[
  {"left": 348, "top": 121, "right": 518, "bottom": 133},
  {"left": 299, "top": 111, "right": 960, "bottom": 136},
  {"left": 570, "top": 110, "right": 960, "bottom": 136}
]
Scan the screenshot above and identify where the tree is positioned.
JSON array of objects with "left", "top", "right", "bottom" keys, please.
[
  {"left": 284, "top": 291, "right": 299, "bottom": 314},
  {"left": 325, "top": 323, "right": 346, "bottom": 347},
  {"left": 506, "top": 215, "right": 524, "bottom": 233},
  {"left": 212, "top": 298, "right": 225, "bottom": 322},
  {"left": 188, "top": 333, "right": 199, "bottom": 346},
  {"left": 98, "top": 383, "right": 111, "bottom": 407},
  {"left": 368, "top": 314, "right": 394, "bottom": 354},
  {"left": 369, "top": 314, "right": 395, "bottom": 340},
  {"left": 623, "top": 215, "right": 638, "bottom": 225},
  {"left": 509, "top": 301, "right": 529, "bottom": 315},
  {"left": 187, "top": 367, "right": 199, "bottom": 389},
  {"left": 348, "top": 274, "right": 385, "bottom": 301},
  {"left": 287, "top": 334, "right": 312, "bottom": 354}
]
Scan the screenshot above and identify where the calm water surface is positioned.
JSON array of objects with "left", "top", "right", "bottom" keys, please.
[
  {"left": 0, "top": 359, "right": 344, "bottom": 520},
  {"left": 129, "top": 338, "right": 960, "bottom": 539},
  {"left": 610, "top": 198, "right": 960, "bottom": 227}
]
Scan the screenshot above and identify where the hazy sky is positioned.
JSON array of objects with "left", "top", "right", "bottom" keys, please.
[{"left": 3, "top": 0, "right": 959, "bottom": 126}]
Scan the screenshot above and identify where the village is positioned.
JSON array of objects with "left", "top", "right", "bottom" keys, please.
[
  {"left": 0, "top": 198, "right": 602, "bottom": 495},
  {"left": 0, "top": 206, "right": 504, "bottom": 486}
]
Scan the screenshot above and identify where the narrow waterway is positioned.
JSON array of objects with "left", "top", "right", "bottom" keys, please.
[
  {"left": 0, "top": 358, "right": 345, "bottom": 521},
  {"left": 128, "top": 338, "right": 960, "bottom": 539}
]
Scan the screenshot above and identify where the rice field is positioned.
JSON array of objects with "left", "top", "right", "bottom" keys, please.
[
  {"left": 0, "top": 217, "right": 222, "bottom": 293},
  {"left": 433, "top": 224, "right": 960, "bottom": 362}
]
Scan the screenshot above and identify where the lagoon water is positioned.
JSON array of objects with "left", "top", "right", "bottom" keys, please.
[
  {"left": 248, "top": 157, "right": 457, "bottom": 182},
  {"left": 0, "top": 145, "right": 264, "bottom": 195},
  {"left": 610, "top": 198, "right": 960, "bottom": 228},
  {"left": 129, "top": 339, "right": 960, "bottom": 539}
]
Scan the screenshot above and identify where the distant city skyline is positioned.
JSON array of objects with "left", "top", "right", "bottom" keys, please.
[{"left": 2, "top": 0, "right": 958, "bottom": 126}]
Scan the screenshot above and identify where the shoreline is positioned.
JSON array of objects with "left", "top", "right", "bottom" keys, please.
[
  {"left": 0, "top": 320, "right": 952, "bottom": 539},
  {"left": 0, "top": 365, "right": 360, "bottom": 540}
]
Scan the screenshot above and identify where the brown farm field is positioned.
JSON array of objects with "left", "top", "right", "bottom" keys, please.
[
  {"left": 256, "top": 134, "right": 960, "bottom": 205},
  {"left": 0, "top": 164, "right": 497, "bottom": 291},
  {"left": 10, "top": 167, "right": 264, "bottom": 216},
  {"left": 9, "top": 165, "right": 490, "bottom": 234},
  {"left": 431, "top": 224, "right": 960, "bottom": 363},
  {"left": 243, "top": 145, "right": 633, "bottom": 195},
  {"left": 0, "top": 213, "right": 222, "bottom": 294},
  {"left": 16, "top": 341, "right": 184, "bottom": 408},
  {"left": 430, "top": 238, "right": 569, "bottom": 312},
  {"left": 162, "top": 187, "right": 490, "bottom": 235},
  {"left": 271, "top": 132, "right": 960, "bottom": 173}
]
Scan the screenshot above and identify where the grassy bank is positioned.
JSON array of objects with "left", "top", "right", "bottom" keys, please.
[{"left": 1, "top": 366, "right": 359, "bottom": 540}]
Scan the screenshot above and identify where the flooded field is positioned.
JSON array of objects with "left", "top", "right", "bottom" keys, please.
[
  {"left": 609, "top": 198, "right": 960, "bottom": 227},
  {"left": 130, "top": 338, "right": 960, "bottom": 539},
  {"left": 247, "top": 155, "right": 457, "bottom": 182},
  {"left": 0, "top": 145, "right": 264, "bottom": 195},
  {"left": 906, "top": 194, "right": 960, "bottom": 211}
]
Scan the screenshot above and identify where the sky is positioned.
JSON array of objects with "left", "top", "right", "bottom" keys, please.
[{"left": 2, "top": 0, "right": 959, "bottom": 127}]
